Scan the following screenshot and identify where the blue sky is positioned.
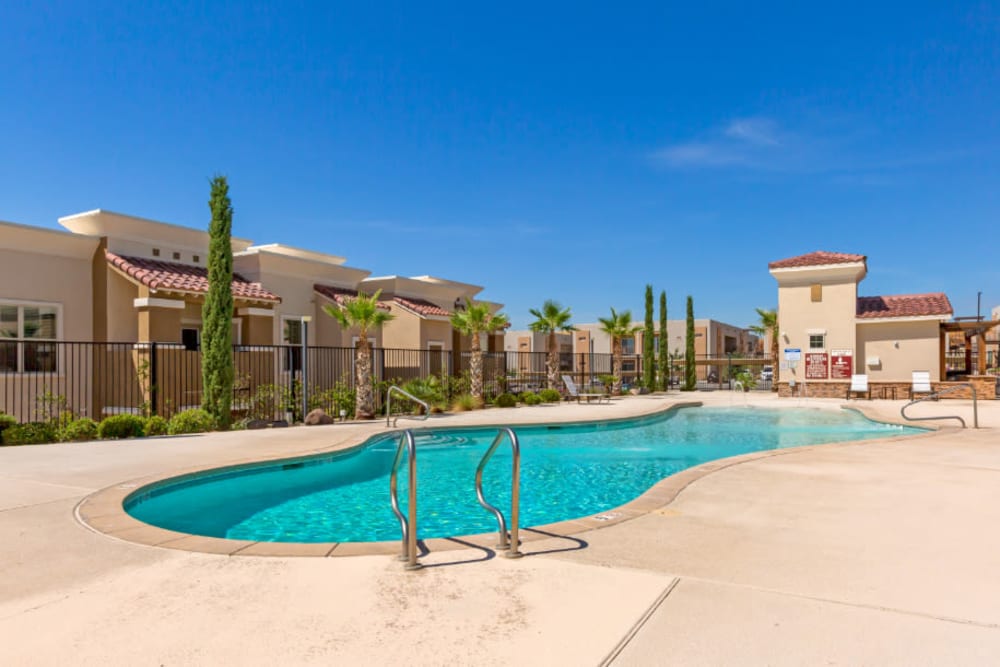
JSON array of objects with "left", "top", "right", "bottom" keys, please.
[{"left": 2, "top": 2, "right": 998, "bottom": 328}]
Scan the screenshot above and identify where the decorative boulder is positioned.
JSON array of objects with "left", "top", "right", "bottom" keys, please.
[
  {"left": 304, "top": 409, "right": 334, "bottom": 426},
  {"left": 246, "top": 419, "right": 269, "bottom": 430}
]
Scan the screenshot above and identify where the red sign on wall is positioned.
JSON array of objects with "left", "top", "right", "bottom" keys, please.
[
  {"left": 805, "top": 352, "right": 829, "bottom": 379},
  {"left": 830, "top": 349, "right": 853, "bottom": 379}
]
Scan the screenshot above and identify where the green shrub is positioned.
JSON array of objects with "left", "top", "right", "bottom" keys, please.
[
  {"left": 451, "top": 393, "right": 482, "bottom": 412},
  {"left": 0, "top": 413, "right": 16, "bottom": 438},
  {"left": 97, "top": 414, "right": 147, "bottom": 440},
  {"left": 538, "top": 388, "right": 563, "bottom": 403},
  {"left": 168, "top": 408, "right": 217, "bottom": 435},
  {"left": 495, "top": 393, "right": 517, "bottom": 408},
  {"left": 521, "top": 392, "right": 543, "bottom": 405},
  {"left": 58, "top": 417, "right": 99, "bottom": 442},
  {"left": 3, "top": 422, "right": 58, "bottom": 445},
  {"left": 144, "top": 415, "right": 170, "bottom": 436}
]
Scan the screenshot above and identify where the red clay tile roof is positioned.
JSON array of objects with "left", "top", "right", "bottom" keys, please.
[
  {"left": 313, "top": 284, "right": 391, "bottom": 310},
  {"left": 769, "top": 251, "right": 867, "bottom": 270},
  {"left": 107, "top": 250, "right": 281, "bottom": 303},
  {"left": 393, "top": 296, "right": 451, "bottom": 318},
  {"left": 857, "top": 293, "right": 953, "bottom": 319}
]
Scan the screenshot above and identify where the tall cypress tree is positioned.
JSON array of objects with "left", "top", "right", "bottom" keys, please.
[
  {"left": 201, "top": 175, "right": 234, "bottom": 428},
  {"left": 658, "top": 290, "right": 668, "bottom": 391},
  {"left": 683, "top": 295, "right": 696, "bottom": 391},
  {"left": 643, "top": 284, "right": 655, "bottom": 389}
]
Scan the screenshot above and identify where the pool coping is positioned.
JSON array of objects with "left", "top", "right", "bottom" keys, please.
[{"left": 75, "top": 401, "right": 942, "bottom": 558}]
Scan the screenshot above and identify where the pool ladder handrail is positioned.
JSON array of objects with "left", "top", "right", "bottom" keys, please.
[
  {"left": 386, "top": 385, "right": 430, "bottom": 427},
  {"left": 900, "top": 382, "right": 978, "bottom": 428},
  {"left": 389, "top": 429, "right": 421, "bottom": 570},
  {"left": 474, "top": 427, "right": 523, "bottom": 558}
]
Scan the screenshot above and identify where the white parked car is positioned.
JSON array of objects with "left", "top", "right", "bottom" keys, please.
[{"left": 760, "top": 365, "right": 774, "bottom": 382}]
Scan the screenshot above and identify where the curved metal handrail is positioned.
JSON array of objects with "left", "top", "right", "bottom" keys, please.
[
  {"left": 474, "top": 427, "right": 522, "bottom": 558},
  {"left": 386, "top": 385, "right": 430, "bottom": 427},
  {"left": 389, "top": 430, "right": 421, "bottom": 569},
  {"left": 900, "top": 382, "right": 977, "bottom": 429}
]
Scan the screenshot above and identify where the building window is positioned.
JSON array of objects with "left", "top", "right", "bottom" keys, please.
[
  {"left": 282, "top": 318, "right": 303, "bottom": 372},
  {"left": 152, "top": 248, "right": 160, "bottom": 257},
  {"left": 181, "top": 327, "right": 200, "bottom": 351},
  {"left": 621, "top": 337, "right": 636, "bottom": 355},
  {"left": 809, "top": 334, "right": 825, "bottom": 350},
  {"left": 0, "top": 303, "right": 60, "bottom": 373}
]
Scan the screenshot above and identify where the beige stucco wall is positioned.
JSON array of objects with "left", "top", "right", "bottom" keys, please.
[
  {"left": 312, "top": 295, "right": 346, "bottom": 347},
  {"left": 381, "top": 307, "right": 418, "bottom": 349},
  {"left": 420, "top": 320, "right": 452, "bottom": 350},
  {"left": 0, "top": 249, "right": 93, "bottom": 342},
  {"left": 777, "top": 276, "right": 858, "bottom": 383},
  {"left": 857, "top": 320, "right": 943, "bottom": 382},
  {"left": 102, "top": 269, "right": 139, "bottom": 342}
]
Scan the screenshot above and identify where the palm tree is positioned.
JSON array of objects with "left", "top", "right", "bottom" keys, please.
[
  {"left": 450, "top": 299, "right": 510, "bottom": 404},
  {"left": 322, "top": 289, "right": 395, "bottom": 419},
  {"left": 598, "top": 308, "right": 639, "bottom": 396},
  {"left": 749, "top": 307, "right": 779, "bottom": 390},
  {"left": 528, "top": 300, "right": 576, "bottom": 390}
]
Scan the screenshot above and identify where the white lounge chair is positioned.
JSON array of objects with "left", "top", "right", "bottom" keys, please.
[
  {"left": 562, "top": 375, "right": 609, "bottom": 404},
  {"left": 846, "top": 374, "right": 870, "bottom": 400},
  {"left": 909, "top": 371, "right": 935, "bottom": 400}
]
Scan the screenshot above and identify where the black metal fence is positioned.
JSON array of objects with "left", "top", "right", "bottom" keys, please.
[{"left": 0, "top": 340, "right": 776, "bottom": 424}]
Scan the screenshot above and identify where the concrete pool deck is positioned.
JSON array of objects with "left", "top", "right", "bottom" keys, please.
[{"left": 2, "top": 392, "right": 999, "bottom": 664}]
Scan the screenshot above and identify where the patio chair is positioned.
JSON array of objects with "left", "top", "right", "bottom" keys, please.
[
  {"left": 909, "top": 371, "right": 936, "bottom": 400},
  {"left": 562, "top": 375, "right": 609, "bottom": 404},
  {"left": 846, "top": 374, "right": 870, "bottom": 400}
]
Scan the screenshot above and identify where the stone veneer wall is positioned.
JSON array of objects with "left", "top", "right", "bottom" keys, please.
[{"left": 776, "top": 376, "right": 996, "bottom": 400}]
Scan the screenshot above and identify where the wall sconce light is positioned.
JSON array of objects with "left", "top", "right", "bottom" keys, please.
[{"left": 893, "top": 341, "right": 899, "bottom": 349}]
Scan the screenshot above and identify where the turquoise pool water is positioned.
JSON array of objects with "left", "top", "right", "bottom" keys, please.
[{"left": 126, "top": 407, "right": 923, "bottom": 543}]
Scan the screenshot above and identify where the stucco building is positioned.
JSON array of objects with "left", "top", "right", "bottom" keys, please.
[
  {"left": 769, "top": 251, "right": 996, "bottom": 399},
  {"left": 1, "top": 209, "right": 503, "bottom": 419}
]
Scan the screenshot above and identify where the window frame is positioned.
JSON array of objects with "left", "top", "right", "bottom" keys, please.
[
  {"left": 0, "top": 300, "right": 63, "bottom": 374},
  {"left": 808, "top": 333, "right": 826, "bottom": 350}
]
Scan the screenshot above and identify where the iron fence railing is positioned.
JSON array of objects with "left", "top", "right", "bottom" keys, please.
[{"left": 0, "top": 341, "right": 782, "bottom": 424}]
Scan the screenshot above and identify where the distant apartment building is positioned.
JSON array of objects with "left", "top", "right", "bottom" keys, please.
[{"left": 505, "top": 318, "right": 756, "bottom": 382}]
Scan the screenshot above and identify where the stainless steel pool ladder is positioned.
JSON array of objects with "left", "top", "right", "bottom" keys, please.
[
  {"left": 385, "top": 385, "right": 430, "bottom": 427},
  {"left": 389, "top": 430, "right": 421, "bottom": 570},
  {"left": 389, "top": 427, "right": 523, "bottom": 570},
  {"left": 900, "top": 382, "right": 978, "bottom": 428},
  {"left": 474, "top": 427, "right": 523, "bottom": 558}
]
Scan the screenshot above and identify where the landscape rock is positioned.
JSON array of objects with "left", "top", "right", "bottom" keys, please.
[{"left": 304, "top": 409, "right": 334, "bottom": 426}]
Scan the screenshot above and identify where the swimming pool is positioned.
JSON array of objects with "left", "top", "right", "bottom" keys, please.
[{"left": 125, "top": 407, "right": 923, "bottom": 543}]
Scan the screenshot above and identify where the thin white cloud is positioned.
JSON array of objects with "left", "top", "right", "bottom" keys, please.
[
  {"left": 652, "top": 142, "right": 749, "bottom": 167},
  {"left": 724, "top": 118, "right": 781, "bottom": 146},
  {"left": 650, "top": 115, "right": 977, "bottom": 177},
  {"left": 652, "top": 116, "right": 785, "bottom": 169}
]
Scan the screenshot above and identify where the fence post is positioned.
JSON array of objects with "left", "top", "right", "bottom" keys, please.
[
  {"left": 301, "top": 317, "right": 311, "bottom": 422},
  {"left": 149, "top": 342, "right": 159, "bottom": 416}
]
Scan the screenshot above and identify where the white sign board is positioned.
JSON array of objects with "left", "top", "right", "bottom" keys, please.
[{"left": 784, "top": 348, "right": 802, "bottom": 361}]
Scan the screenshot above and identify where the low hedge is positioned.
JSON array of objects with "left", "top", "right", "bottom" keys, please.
[
  {"left": 58, "top": 417, "right": 99, "bottom": 442},
  {"left": 521, "top": 392, "right": 543, "bottom": 405},
  {"left": 144, "top": 415, "right": 170, "bottom": 436},
  {"left": 3, "top": 422, "right": 58, "bottom": 446},
  {"left": 0, "top": 413, "right": 16, "bottom": 438},
  {"left": 168, "top": 408, "right": 217, "bottom": 435},
  {"left": 495, "top": 393, "right": 517, "bottom": 408},
  {"left": 538, "top": 388, "right": 563, "bottom": 403},
  {"left": 97, "top": 414, "right": 147, "bottom": 440}
]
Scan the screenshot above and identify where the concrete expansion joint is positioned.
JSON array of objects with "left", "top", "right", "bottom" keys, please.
[
  {"left": 599, "top": 577, "right": 681, "bottom": 666},
  {"left": 682, "top": 575, "right": 1000, "bottom": 631}
]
